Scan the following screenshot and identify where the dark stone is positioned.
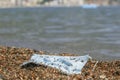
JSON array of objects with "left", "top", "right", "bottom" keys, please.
[{"left": 113, "top": 71, "right": 120, "bottom": 76}]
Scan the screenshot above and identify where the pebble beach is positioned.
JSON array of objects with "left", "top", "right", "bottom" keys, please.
[{"left": 0, "top": 46, "right": 120, "bottom": 80}]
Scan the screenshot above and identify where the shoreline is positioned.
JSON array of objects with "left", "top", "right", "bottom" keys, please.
[
  {"left": 0, "top": 45, "right": 120, "bottom": 79},
  {"left": 0, "top": 45, "right": 119, "bottom": 61},
  {"left": 0, "top": 5, "right": 119, "bottom": 9}
]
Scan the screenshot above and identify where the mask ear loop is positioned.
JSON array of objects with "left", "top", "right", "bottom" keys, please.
[{"left": 92, "top": 61, "right": 98, "bottom": 72}]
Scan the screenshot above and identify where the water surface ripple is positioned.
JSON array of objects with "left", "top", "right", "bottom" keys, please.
[{"left": 0, "top": 7, "right": 120, "bottom": 60}]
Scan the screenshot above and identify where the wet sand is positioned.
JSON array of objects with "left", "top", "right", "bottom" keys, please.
[{"left": 0, "top": 46, "right": 120, "bottom": 80}]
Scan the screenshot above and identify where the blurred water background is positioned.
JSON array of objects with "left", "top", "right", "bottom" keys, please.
[{"left": 0, "top": 6, "right": 120, "bottom": 60}]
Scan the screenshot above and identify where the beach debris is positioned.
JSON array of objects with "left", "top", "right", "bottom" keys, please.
[{"left": 21, "top": 54, "right": 92, "bottom": 75}]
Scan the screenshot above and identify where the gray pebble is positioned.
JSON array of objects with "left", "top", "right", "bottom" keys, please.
[{"left": 0, "top": 74, "right": 5, "bottom": 80}]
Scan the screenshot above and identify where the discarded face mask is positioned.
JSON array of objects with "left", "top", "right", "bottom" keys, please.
[{"left": 21, "top": 54, "right": 92, "bottom": 75}]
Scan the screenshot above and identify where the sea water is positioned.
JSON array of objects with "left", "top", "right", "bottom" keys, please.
[{"left": 0, "top": 6, "right": 120, "bottom": 60}]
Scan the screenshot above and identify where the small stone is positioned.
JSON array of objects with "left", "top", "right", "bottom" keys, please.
[
  {"left": 104, "top": 78, "right": 108, "bottom": 80},
  {"left": 113, "top": 71, "right": 120, "bottom": 76},
  {"left": 100, "top": 74, "right": 106, "bottom": 79}
]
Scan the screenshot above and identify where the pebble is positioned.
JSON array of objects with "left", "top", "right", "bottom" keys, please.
[
  {"left": 100, "top": 74, "right": 106, "bottom": 79},
  {"left": 0, "top": 74, "right": 4, "bottom": 80}
]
